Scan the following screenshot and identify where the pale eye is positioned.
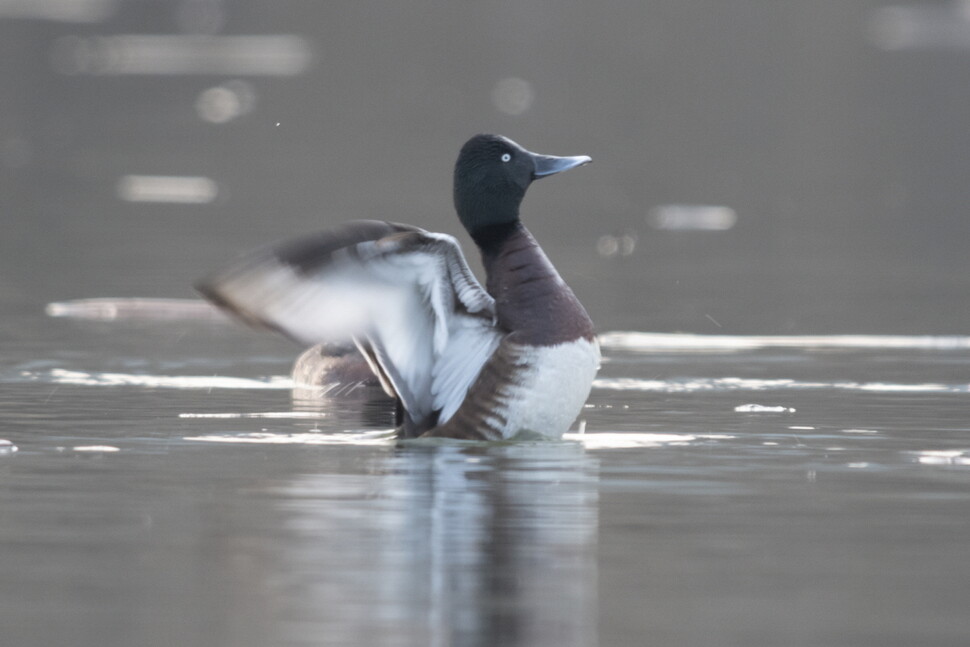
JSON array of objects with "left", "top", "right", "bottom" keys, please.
[{"left": 500, "top": 153, "right": 511, "bottom": 162}]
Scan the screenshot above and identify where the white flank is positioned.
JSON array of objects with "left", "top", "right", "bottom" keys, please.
[{"left": 498, "top": 339, "right": 601, "bottom": 439}]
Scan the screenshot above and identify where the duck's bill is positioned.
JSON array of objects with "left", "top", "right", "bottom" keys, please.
[{"left": 531, "top": 153, "right": 592, "bottom": 178}]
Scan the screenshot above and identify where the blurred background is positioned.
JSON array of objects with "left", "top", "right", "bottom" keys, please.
[{"left": 2, "top": 0, "right": 968, "bottom": 334}]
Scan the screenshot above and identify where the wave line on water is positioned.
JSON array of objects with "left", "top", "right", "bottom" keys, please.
[
  {"left": 46, "top": 297, "right": 225, "bottom": 321},
  {"left": 40, "top": 369, "right": 292, "bottom": 390},
  {"left": 594, "top": 376, "right": 970, "bottom": 394},
  {"left": 911, "top": 449, "right": 970, "bottom": 466},
  {"left": 599, "top": 331, "right": 970, "bottom": 352},
  {"left": 184, "top": 430, "right": 395, "bottom": 446},
  {"left": 183, "top": 430, "right": 732, "bottom": 450},
  {"left": 19, "top": 369, "right": 969, "bottom": 396},
  {"left": 179, "top": 411, "right": 327, "bottom": 419}
]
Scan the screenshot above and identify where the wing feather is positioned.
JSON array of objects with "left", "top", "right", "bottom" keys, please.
[
  {"left": 196, "top": 221, "right": 501, "bottom": 428},
  {"left": 432, "top": 315, "right": 502, "bottom": 422}
]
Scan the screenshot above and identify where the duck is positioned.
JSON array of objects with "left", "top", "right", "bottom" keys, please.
[{"left": 196, "top": 134, "right": 599, "bottom": 440}]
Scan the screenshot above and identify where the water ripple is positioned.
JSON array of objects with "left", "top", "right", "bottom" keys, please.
[
  {"left": 183, "top": 429, "right": 733, "bottom": 450},
  {"left": 30, "top": 368, "right": 292, "bottom": 390},
  {"left": 12, "top": 368, "right": 968, "bottom": 396},
  {"left": 594, "top": 376, "right": 969, "bottom": 394},
  {"left": 599, "top": 331, "right": 970, "bottom": 352}
]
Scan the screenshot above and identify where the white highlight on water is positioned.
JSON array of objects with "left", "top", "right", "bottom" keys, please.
[
  {"left": 734, "top": 404, "right": 796, "bottom": 413},
  {"left": 25, "top": 367, "right": 968, "bottom": 397},
  {"left": 599, "top": 331, "right": 970, "bottom": 352},
  {"left": 594, "top": 376, "right": 970, "bottom": 395},
  {"left": 184, "top": 431, "right": 393, "bottom": 446},
  {"left": 912, "top": 450, "right": 970, "bottom": 466},
  {"left": 117, "top": 175, "right": 219, "bottom": 204},
  {"left": 44, "top": 369, "right": 292, "bottom": 390},
  {"left": 560, "top": 432, "right": 739, "bottom": 450},
  {"left": 868, "top": 2, "right": 970, "bottom": 51},
  {"left": 0, "top": 0, "right": 114, "bottom": 22},
  {"left": 184, "top": 430, "right": 734, "bottom": 450},
  {"left": 46, "top": 298, "right": 224, "bottom": 321},
  {"left": 179, "top": 412, "right": 327, "bottom": 419},
  {"left": 649, "top": 204, "right": 737, "bottom": 231},
  {"left": 52, "top": 34, "right": 312, "bottom": 76}
]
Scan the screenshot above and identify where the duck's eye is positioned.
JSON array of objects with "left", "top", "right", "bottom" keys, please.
[{"left": 500, "top": 153, "right": 512, "bottom": 163}]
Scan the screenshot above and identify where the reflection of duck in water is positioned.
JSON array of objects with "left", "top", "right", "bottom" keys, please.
[{"left": 197, "top": 134, "right": 599, "bottom": 440}]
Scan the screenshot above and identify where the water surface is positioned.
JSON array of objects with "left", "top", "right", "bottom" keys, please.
[{"left": 3, "top": 309, "right": 970, "bottom": 646}]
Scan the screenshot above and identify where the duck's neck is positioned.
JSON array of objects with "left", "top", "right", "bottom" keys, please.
[
  {"left": 470, "top": 220, "right": 522, "bottom": 254},
  {"left": 476, "top": 222, "right": 595, "bottom": 344}
]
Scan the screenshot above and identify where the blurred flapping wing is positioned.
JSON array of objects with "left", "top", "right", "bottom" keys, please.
[{"left": 196, "top": 220, "right": 501, "bottom": 424}]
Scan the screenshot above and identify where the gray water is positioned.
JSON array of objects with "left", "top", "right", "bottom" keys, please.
[{"left": 3, "top": 3, "right": 970, "bottom": 646}]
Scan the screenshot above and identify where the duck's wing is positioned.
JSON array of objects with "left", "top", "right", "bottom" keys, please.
[{"left": 196, "top": 220, "right": 501, "bottom": 427}]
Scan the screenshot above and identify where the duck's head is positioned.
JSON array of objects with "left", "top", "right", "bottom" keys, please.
[{"left": 453, "top": 134, "right": 591, "bottom": 242}]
